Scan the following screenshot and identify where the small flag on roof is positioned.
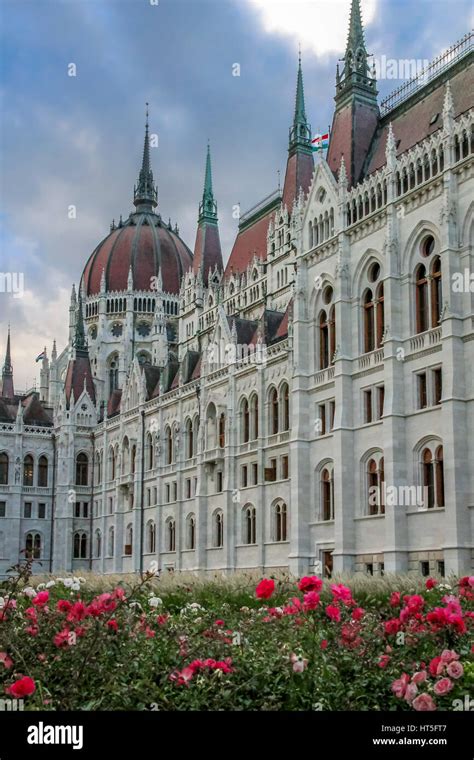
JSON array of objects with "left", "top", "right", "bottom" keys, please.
[
  {"left": 35, "top": 350, "right": 46, "bottom": 363},
  {"left": 311, "top": 133, "right": 329, "bottom": 152}
]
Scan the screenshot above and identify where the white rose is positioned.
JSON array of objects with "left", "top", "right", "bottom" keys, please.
[
  {"left": 148, "top": 597, "right": 163, "bottom": 608},
  {"left": 23, "top": 587, "right": 37, "bottom": 598},
  {"left": 0, "top": 597, "right": 4, "bottom": 609},
  {"left": 45, "top": 580, "right": 56, "bottom": 588}
]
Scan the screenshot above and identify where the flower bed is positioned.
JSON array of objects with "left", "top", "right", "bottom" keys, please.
[{"left": 0, "top": 565, "right": 473, "bottom": 711}]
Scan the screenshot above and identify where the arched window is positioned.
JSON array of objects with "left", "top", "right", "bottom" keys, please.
[
  {"left": 242, "top": 399, "right": 250, "bottom": 443},
  {"left": 109, "top": 447, "right": 116, "bottom": 480},
  {"left": 431, "top": 256, "right": 442, "bottom": 327},
  {"left": 75, "top": 453, "right": 88, "bottom": 486},
  {"left": 23, "top": 455, "right": 34, "bottom": 486},
  {"left": 165, "top": 427, "right": 173, "bottom": 464},
  {"left": 147, "top": 521, "right": 156, "bottom": 553},
  {"left": 186, "top": 514, "right": 196, "bottom": 550},
  {"left": 147, "top": 433, "right": 154, "bottom": 470},
  {"left": 422, "top": 449, "right": 434, "bottom": 509},
  {"left": 108, "top": 526, "right": 115, "bottom": 557},
  {"left": 109, "top": 356, "right": 119, "bottom": 396},
  {"left": 319, "top": 310, "right": 329, "bottom": 368},
  {"left": 367, "top": 455, "right": 385, "bottom": 515},
  {"left": 435, "top": 446, "right": 444, "bottom": 507},
  {"left": 95, "top": 452, "right": 101, "bottom": 485},
  {"left": 218, "top": 413, "right": 226, "bottom": 448},
  {"left": 0, "top": 452, "right": 9, "bottom": 485},
  {"left": 250, "top": 395, "right": 259, "bottom": 439},
  {"left": 25, "top": 532, "right": 41, "bottom": 560},
  {"left": 125, "top": 524, "right": 133, "bottom": 556},
  {"left": 269, "top": 388, "right": 279, "bottom": 434},
  {"left": 415, "top": 264, "right": 428, "bottom": 333},
  {"left": 281, "top": 383, "right": 290, "bottom": 431},
  {"left": 95, "top": 530, "right": 102, "bottom": 558},
  {"left": 131, "top": 445, "right": 136, "bottom": 474},
  {"left": 186, "top": 419, "right": 193, "bottom": 459},
  {"left": 167, "top": 519, "right": 176, "bottom": 552},
  {"left": 363, "top": 290, "right": 375, "bottom": 352},
  {"left": 376, "top": 283, "right": 384, "bottom": 347},
  {"left": 243, "top": 505, "right": 256, "bottom": 544},
  {"left": 321, "top": 468, "right": 334, "bottom": 521},
  {"left": 73, "top": 532, "right": 87, "bottom": 559},
  {"left": 213, "top": 511, "right": 224, "bottom": 548},
  {"left": 273, "top": 502, "right": 287, "bottom": 542},
  {"left": 37, "top": 455, "right": 48, "bottom": 487}
]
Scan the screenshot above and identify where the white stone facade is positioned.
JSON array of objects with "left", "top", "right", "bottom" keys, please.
[{"left": 0, "top": 61, "right": 473, "bottom": 580}]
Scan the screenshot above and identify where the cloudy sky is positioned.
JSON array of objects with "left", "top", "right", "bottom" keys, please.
[{"left": 0, "top": 0, "right": 471, "bottom": 389}]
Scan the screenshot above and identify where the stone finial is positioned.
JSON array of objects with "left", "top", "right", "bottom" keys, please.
[
  {"left": 386, "top": 122, "right": 397, "bottom": 171},
  {"left": 442, "top": 80, "right": 454, "bottom": 133}
]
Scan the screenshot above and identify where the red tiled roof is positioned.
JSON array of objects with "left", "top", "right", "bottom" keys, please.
[
  {"left": 64, "top": 355, "right": 96, "bottom": 409},
  {"left": 327, "top": 101, "right": 379, "bottom": 186},
  {"left": 82, "top": 213, "right": 193, "bottom": 296},
  {"left": 366, "top": 65, "right": 473, "bottom": 175},
  {"left": 282, "top": 151, "right": 314, "bottom": 210},
  {"left": 224, "top": 210, "right": 272, "bottom": 278},
  {"left": 193, "top": 223, "right": 223, "bottom": 284}
]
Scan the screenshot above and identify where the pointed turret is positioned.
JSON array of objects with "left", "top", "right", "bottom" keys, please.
[
  {"left": 282, "top": 54, "right": 314, "bottom": 211},
  {"left": 133, "top": 103, "right": 158, "bottom": 213},
  {"left": 193, "top": 143, "right": 223, "bottom": 285},
  {"left": 1, "top": 326, "right": 14, "bottom": 399},
  {"left": 64, "top": 288, "right": 95, "bottom": 408},
  {"left": 288, "top": 52, "right": 312, "bottom": 157},
  {"left": 326, "top": 0, "right": 379, "bottom": 186}
]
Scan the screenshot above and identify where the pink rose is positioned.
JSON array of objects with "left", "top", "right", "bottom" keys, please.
[
  {"left": 446, "top": 661, "right": 464, "bottom": 679},
  {"left": 440, "top": 649, "right": 459, "bottom": 663},
  {"left": 404, "top": 683, "right": 418, "bottom": 703},
  {"left": 433, "top": 678, "right": 453, "bottom": 696},
  {"left": 412, "top": 693, "right": 437, "bottom": 711},
  {"left": 298, "top": 576, "right": 323, "bottom": 593},
  {"left": 303, "top": 591, "right": 320, "bottom": 610},
  {"left": 391, "top": 674, "right": 410, "bottom": 698},
  {"left": 411, "top": 670, "right": 427, "bottom": 685},
  {"left": 32, "top": 591, "right": 49, "bottom": 606},
  {"left": 325, "top": 604, "right": 341, "bottom": 622}
]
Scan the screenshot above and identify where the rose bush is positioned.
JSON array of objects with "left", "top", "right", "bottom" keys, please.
[{"left": 0, "top": 564, "right": 472, "bottom": 710}]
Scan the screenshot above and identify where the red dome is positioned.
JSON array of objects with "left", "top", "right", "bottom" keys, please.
[{"left": 81, "top": 212, "right": 193, "bottom": 296}]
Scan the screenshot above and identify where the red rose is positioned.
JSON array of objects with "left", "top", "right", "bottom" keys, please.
[
  {"left": 255, "top": 579, "right": 275, "bottom": 600},
  {"left": 303, "top": 591, "right": 320, "bottom": 610},
  {"left": 32, "top": 591, "right": 49, "bottom": 606},
  {"left": 325, "top": 604, "right": 341, "bottom": 622},
  {"left": 425, "top": 578, "right": 437, "bottom": 589},
  {"left": 298, "top": 576, "right": 323, "bottom": 593},
  {"left": 352, "top": 607, "right": 365, "bottom": 621},
  {"left": 7, "top": 676, "right": 36, "bottom": 698},
  {"left": 389, "top": 592, "right": 401, "bottom": 607}
]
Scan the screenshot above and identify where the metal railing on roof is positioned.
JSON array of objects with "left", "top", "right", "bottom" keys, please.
[
  {"left": 380, "top": 31, "right": 473, "bottom": 117},
  {"left": 239, "top": 189, "right": 281, "bottom": 227}
]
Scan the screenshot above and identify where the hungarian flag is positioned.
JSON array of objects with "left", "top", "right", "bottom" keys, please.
[
  {"left": 311, "top": 133, "right": 329, "bottom": 152},
  {"left": 35, "top": 351, "right": 46, "bottom": 363}
]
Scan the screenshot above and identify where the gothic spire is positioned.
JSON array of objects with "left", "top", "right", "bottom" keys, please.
[
  {"left": 1, "top": 325, "right": 14, "bottom": 399},
  {"left": 198, "top": 142, "right": 218, "bottom": 224},
  {"left": 73, "top": 289, "right": 87, "bottom": 355},
  {"left": 336, "top": 0, "right": 377, "bottom": 107},
  {"left": 133, "top": 103, "right": 158, "bottom": 213},
  {"left": 289, "top": 53, "right": 312, "bottom": 157}
]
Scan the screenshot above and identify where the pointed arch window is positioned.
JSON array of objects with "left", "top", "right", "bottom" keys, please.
[
  {"left": 363, "top": 291, "right": 375, "bottom": 353},
  {"left": 23, "top": 455, "right": 34, "bottom": 487},
  {"left": 431, "top": 256, "right": 442, "bottom": 327},
  {"left": 250, "top": 395, "right": 259, "bottom": 440},
  {"left": 73, "top": 531, "right": 88, "bottom": 559},
  {"left": 38, "top": 455, "right": 48, "bottom": 487},
  {"left": 26, "top": 532, "right": 41, "bottom": 560},
  {"left": 376, "top": 283, "right": 384, "bottom": 347},
  {"left": 147, "top": 433, "right": 154, "bottom": 470},
  {"left": 0, "top": 453, "right": 9, "bottom": 485},
  {"left": 124, "top": 524, "right": 133, "bottom": 556},
  {"left": 367, "top": 456, "right": 385, "bottom": 515},
  {"left": 242, "top": 399, "right": 250, "bottom": 443},
  {"left": 186, "top": 514, "right": 196, "bottom": 550},
  {"left": 147, "top": 521, "right": 156, "bottom": 554},
  {"left": 95, "top": 530, "right": 102, "bottom": 558},
  {"left": 213, "top": 511, "right": 224, "bottom": 548},
  {"left": 321, "top": 467, "right": 334, "bottom": 521},
  {"left": 273, "top": 501, "right": 287, "bottom": 542},
  {"left": 186, "top": 419, "right": 194, "bottom": 459},
  {"left": 422, "top": 449, "right": 435, "bottom": 509},
  {"left": 165, "top": 427, "right": 173, "bottom": 465},
  {"left": 243, "top": 505, "right": 256, "bottom": 545},
  {"left": 218, "top": 413, "right": 226, "bottom": 448},
  {"left": 75, "top": 453, "right": 88, "bottom": 486},
  {"left": 319, "top": 310, "right": 329, "bottom": 368},
  {"left": 415, "top": 264, "right": 428, "bottom": 333},
  {"left": 281, "top": 383, "right": 290, "bottom": 431},
  {"left": 108, "top": 526, "right": 115, "bottom": 557},
  {"left": 167, "top": 519, "right": 176, "bottom": 552},
  {"left": 269, "top": 388, "right": 279, "bottom": 434}
]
